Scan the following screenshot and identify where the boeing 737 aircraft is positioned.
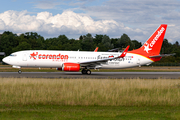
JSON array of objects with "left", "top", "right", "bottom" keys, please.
[{"left": 3, "top": 24, "right": 169, "bottom": 75}]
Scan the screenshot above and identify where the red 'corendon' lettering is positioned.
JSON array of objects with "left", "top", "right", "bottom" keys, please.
[
  {"left": 150, "top": 27, "right": 165, "bottom": 48},
  {"left": 52, "top": 55, "right": 55, "bottom": 59},
  {"left": 30, "top": 52, "right": 68, "bottom": 60},
  {"left": 46, "top": 55, "right": 49, "bottom": 59},
  {"left": 49, "top": 55, "right": 52, "bottom": 59},
  {"left": 57, "top": 54, "right": 60, "bottom": 59},
  {"left": 65, "top": 55, "right": 68, "bottom": 59},
  {"left": 42, "top": 54, "right": 46, "bottom": 59},
  {"left": 61, "top": 55, "right": 64, "bottom": 59},
  {"left": 38, "top": 54, "right": 41, "bottom": 59}
]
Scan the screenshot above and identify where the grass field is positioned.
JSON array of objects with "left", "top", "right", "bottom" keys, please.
[
  {"left": 0, "top": 78, "right": 180, "bottom": 119},
  {"left": 1, "top": 106, "right": 180, "bottom": 119}
]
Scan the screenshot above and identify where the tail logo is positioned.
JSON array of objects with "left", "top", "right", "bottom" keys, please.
[
  {"left": 144, "top": 43, "right": 152, "bottom": 53},
  {"left": 144, "top": 27, "right": 165, "bottom": 53}
]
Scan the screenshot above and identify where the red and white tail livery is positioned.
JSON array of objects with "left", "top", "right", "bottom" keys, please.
[
  {"left": 2, "top": 24, "right": 171, "bottom": 75},
  {"left": 128, "top": 24, "right": 167, "bottom": 62},
  {"left": 129, "top": 24, "right": 167, "bottom": 56}
]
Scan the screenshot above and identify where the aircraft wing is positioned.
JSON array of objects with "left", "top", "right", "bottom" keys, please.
[{"left": 79, "top": 45, "right": 130, "bottom": 67}]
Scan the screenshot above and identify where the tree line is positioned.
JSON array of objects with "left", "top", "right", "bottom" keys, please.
[{"left": 0, "top": 31, "right": 179, "bottom": 64}]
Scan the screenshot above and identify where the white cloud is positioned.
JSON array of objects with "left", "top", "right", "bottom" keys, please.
[
  {"left": 0, "top": 19, "right": 5, "bottom": 30},
  {"left": 0, "top": 10, "right": 141, "bottom": 39},
  {"left": 1, "top": 8, "right": 178, "bottom": 43},
  {"left": 81, "top": 0, "right": 180, "bottom": 43}
]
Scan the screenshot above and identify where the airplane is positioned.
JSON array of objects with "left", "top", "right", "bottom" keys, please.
[{"left": 2, "top": 24, "right": 169, "bottom": 75}]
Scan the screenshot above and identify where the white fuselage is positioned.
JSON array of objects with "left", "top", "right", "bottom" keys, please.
[{"left": 3, "top": 50, "right": 153, "bottom": 69}]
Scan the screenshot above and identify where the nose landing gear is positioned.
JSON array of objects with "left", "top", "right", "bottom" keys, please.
[{"left": 18, "top": 69, "right": 22, "bottom": 74}]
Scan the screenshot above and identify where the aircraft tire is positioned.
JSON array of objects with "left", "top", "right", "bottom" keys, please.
[
  {"left": 18, "top": 70, "right": 22, "bottom": 74},
  {"left": 81, "top": 69, "right": 87, "bottom": 74},
  {"left": 86, "top": 69, "right": 91, "bottom": 75}
]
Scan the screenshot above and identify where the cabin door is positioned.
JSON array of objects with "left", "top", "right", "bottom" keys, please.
[{"left": 22, "top": 53, "right": 27, "bottom": 61}]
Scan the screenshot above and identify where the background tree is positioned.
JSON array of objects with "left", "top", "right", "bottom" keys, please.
[
  {"left": 131, "top": 40, "right": 142, "bottom": 49},
  {"left": 69, "top": 39, "right": 81, "bottom": 51},
  {"left": 111, "top": 38, "right": 119, "bottom": 48},
  {"left": 93, "top": 34, "right": 103, "bottom": 46},
  {"left": 98, "top": 35, "right": 114, "bottom": 51},
  {"left": 13, "top": 41, "right": 31, "bottom": 52},
  {"left": 0, "top": 31, "right": 18, "bottom": 55},
  {"left": 81, "top": 33, "right": 94, "bottom": 51}
]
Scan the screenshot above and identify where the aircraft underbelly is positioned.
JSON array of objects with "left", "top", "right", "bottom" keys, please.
[{"left": 20, "top": 60, "right": 62, "bottom": 68}]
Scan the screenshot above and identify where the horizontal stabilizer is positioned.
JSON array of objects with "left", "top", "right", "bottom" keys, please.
[
  {"left": 149, "top": 53, "right": 176, "bottom": 58},
  {"left": 108, "top": 48, "right": 119, "bottom": 52}
]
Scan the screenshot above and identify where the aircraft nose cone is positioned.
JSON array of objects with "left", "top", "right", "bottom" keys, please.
[{"left": 2, "top": 57, "right": 8, "bottom": 64}]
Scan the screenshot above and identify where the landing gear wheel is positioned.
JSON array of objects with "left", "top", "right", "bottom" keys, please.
[
  {"left": 86, "top": 69, "right": 91, "bottom": 75},
  {"left": 81, "top": 69, "right": 87, "bottom": 74},
  {"left": 18, "top": 70, "right": 22, "bottom": 74}
]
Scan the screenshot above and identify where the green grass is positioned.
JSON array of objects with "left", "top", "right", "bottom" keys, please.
[
  {"left": 0, "top": 78, "right": 180, "bottom": 119},
  {"left": 0, "top": 105, "right": 180, "bottom": 119}
]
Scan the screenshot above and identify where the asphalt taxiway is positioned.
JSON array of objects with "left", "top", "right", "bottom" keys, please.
[{"left": 0, "top": 72, "right": 180, "bottom": 79}]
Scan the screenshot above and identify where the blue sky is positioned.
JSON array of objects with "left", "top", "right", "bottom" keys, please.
[
  {"left": 0, "top": 0, "right": 180, "bottom": 43},
  {"left": 0, "top": 0, "right": 107, "bottom": 16}
]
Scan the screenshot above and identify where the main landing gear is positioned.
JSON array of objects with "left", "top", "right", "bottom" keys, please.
[{"left": 81, "top": 69, "right": 91, "bottom": 75}]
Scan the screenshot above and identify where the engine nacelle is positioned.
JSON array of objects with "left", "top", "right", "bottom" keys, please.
[{"left": 62, "top": 63, "right": 80, "bottom": 72}]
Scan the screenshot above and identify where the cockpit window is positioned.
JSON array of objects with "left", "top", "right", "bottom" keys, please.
[{"left": 9, "top": 54, "right": 17, "bottom": 57}]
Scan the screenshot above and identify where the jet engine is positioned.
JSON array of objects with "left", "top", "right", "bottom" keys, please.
[{"left": 62, "top": 63, "right": 80, "bottom": 72}]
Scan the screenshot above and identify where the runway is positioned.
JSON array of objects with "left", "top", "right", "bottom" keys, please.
[{"left": 0, "top": 72, "right": 180, "bottom": 79}]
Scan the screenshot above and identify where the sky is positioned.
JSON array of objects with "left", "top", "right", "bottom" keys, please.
[{"left": 0, "top": 0, "right": 180, "bottom": 43}]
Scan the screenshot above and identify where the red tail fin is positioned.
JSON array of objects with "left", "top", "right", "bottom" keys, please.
[{"left": 129, "top": 24, "right": 167, "bottom": 57}]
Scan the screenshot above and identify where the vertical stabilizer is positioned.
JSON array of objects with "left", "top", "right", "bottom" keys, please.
[{"left": 129, "top": 24, "right": 167, "bottom": 57}]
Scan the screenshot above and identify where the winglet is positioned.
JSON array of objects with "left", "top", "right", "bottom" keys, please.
[
  {"left": 94, "top": 47, "right": 99, "bottom": 52},
  {"left": 118, "top": 45, "right": 130, "bottom": 58}
]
